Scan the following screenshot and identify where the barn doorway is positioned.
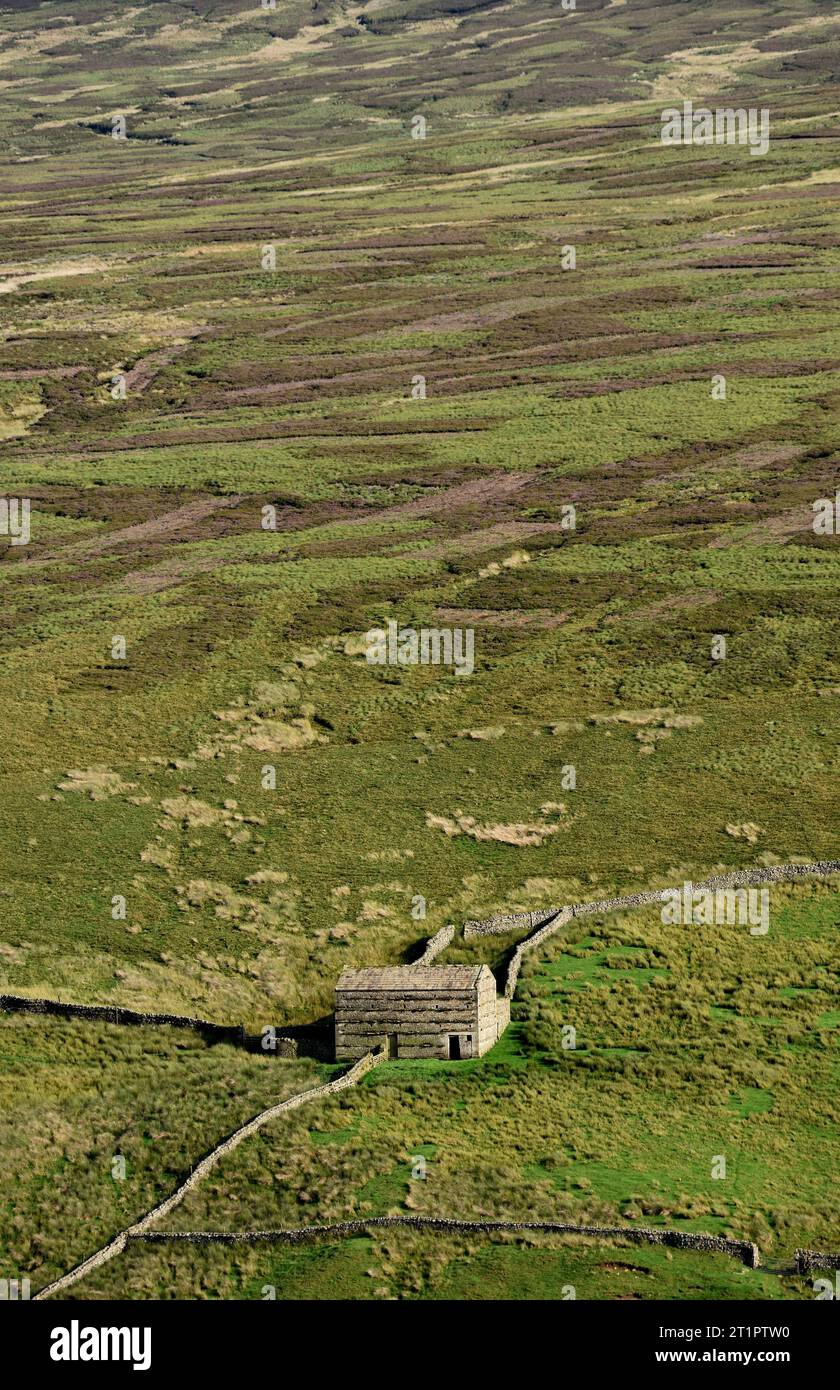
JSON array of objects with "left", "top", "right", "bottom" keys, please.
[
  {"left": 387, "top": 1033, "right": 398, "bottom": 1059},
  {"left": 448, "top": 1034, "right": 461, "bottom": 1060}
]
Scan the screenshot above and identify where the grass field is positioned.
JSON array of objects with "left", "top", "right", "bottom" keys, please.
[{"left": 0, "top": 0, "right": 838, "bottom": 1301}]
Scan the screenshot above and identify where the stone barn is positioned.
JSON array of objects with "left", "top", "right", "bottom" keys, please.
[{"left": 334, "top": 964, "right": 507, "bottom": 1061}]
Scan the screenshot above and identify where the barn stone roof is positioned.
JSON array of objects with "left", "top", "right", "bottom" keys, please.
[{"left": 337, "top": 964, "right": 490, "bottom": 991}]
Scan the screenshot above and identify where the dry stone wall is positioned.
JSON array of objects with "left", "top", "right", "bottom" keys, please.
[
  {"left": 0, "top": 992, "right": 246, "bottom": 1041},
  {"left": 464, "top": 908, "right": 560, "bottom": 939},
  {"left": 413, "top": 924, "right": 456, "bottom": 965},
  {"left": 131, "top": 1216, "right": 759, "bottom": 1267},
  {"left": 503, "top": 907, "right": 572, "bottom": 1000},
  {"left": 465, "top": 861, "right": 840, "bottom": 940},
  {"left": 795, "top": 1248, "right": 840, "bottom": 1274},
  {"left": 0, "top": 992, "right": 322, "bottom": 1058}
]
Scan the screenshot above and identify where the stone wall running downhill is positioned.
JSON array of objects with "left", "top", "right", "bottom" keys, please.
[
  {"left": 413, "top": 923, "right": 456, "bottom": 965},
  {"left": 130, "top": 1216, "right": 760, "bottom": 1268},
  {"left": 32, "top": 1047, "right": 385, "bottom": 1301},
  {"left": 795, "top": 1249, "right": 840, "bottom": 1275},
  {"left": 503, "top": 907, "right": 572, "bottom": 1000}
]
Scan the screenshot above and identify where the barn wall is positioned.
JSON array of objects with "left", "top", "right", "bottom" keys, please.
[
  {"left": 476, "top": 970, "right": 500, "bottom": 1056},
  {"left": 335, "top": 986, "right": 480, "bottom": 1060}
]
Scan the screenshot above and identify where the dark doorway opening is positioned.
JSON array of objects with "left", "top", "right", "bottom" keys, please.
[
  {"left": 448, "top": 1034, "right": 461, "bottom": 1060},
  {"left": 387, "top": 1034, "right": 398, "bottom": 1059}
]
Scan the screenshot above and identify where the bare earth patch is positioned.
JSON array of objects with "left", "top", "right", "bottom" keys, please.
[
  {"left": 709, "top": 506, "right": 815, "bottom": 549},
  {"left": 56, "top": 767, "right": 137, "bottom": 800},
  {"left": 359, "top": 470, "right": 535, "bottom": 523},
  {"left": 436, "top": 607, "right": 567, "bottom": 629},
  {"left": 30, "top": 494, "right": 243, "bottom": 562},
  {"left": 0, "top": 255, "right": 115, "bottom": 294},
  {"left": 425, "top": 810, "right": 564, "bottom": 847},
  {"left": 606, "top": 590, "right": 719, "bottom": 623},
  {"left": 410, "top": 521, "right": 561, "bottom": 560}
]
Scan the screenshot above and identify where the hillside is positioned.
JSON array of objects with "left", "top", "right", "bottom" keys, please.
[{"left": 0, "top": 0, "right": 838, "bottom": 1304}]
